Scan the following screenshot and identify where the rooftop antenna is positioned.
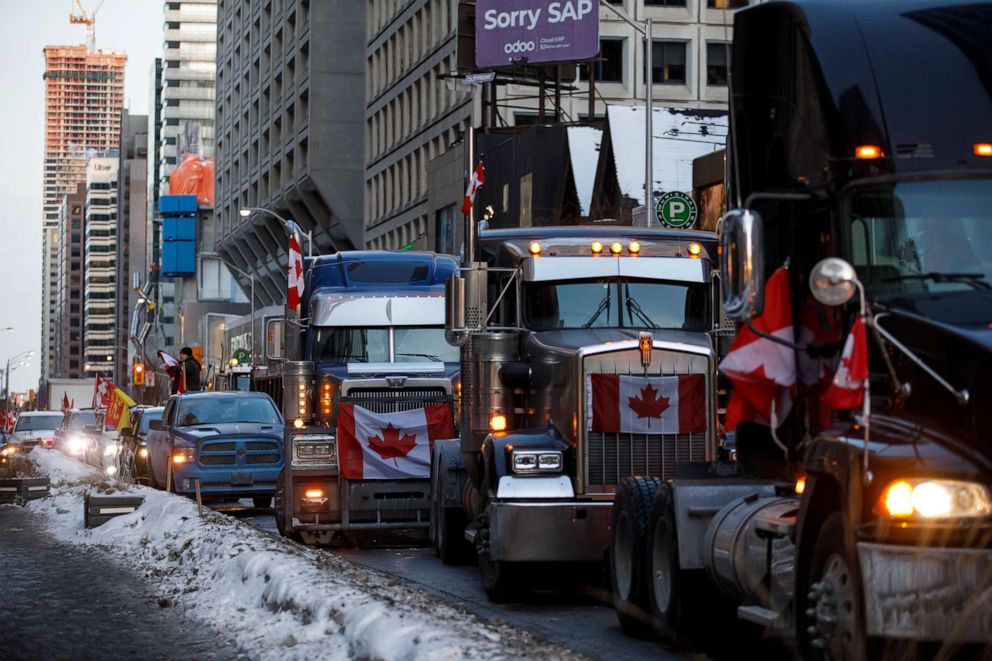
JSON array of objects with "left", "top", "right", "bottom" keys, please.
[{"left": 70, "top": 0, "right": 107, "bottom": 52}]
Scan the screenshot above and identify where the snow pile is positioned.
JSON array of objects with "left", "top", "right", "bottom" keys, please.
[
  {"left": 26, "top": 448, "right": 575, "bottom": 661},
  {"left": 28, "top": 445, "right": 98, "bottom": 484}
]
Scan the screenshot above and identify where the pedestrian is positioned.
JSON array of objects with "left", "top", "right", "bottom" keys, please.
[{"left": 179, "top": 347, "right": 202, "bottom": 392}]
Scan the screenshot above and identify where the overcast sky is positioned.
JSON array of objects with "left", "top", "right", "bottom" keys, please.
[{"left": 0, "top": 1, "right": 162, "bottom": 394}]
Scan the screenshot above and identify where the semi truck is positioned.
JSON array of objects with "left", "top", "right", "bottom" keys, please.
[
  {"left": 261, "top": 251, "right": 460, "bottom": 545},
  {"left": 434, "top": 225, "right": 722, "bottom": 600},
  {"left": 606, "top": 0, "right": 992, "bottom": 657}
]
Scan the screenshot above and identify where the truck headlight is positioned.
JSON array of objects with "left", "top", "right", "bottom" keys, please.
[
  {"left": 0, "top": 445, "right": 16, "bottom": 457},
  {"left": 172, "top": 447, "right": 196, "bottom": 465},
  {"left": 292, "top": 434, "right": 337, "bottom": 466},
  {"left": 511, "top": 450, "right": 563, "bottom": 474},
  {"left": 880, "top": 479, "right": 992, "bottom": 519},
  {"left": 103, "top": 442, "right": 119, "bottom": 457},
  {"left": 67, "top": 436, "right": 87, "bottom": 455}
]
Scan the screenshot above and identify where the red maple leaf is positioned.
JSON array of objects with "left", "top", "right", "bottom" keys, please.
[
  {"left": 628, "top": 384, "right": 670, "bottom": 427},
  {"left": 368, "top": 423, "right": 417, "bottom": 461}
]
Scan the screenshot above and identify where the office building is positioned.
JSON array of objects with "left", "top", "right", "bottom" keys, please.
[
  {"left": 53, "top": 183, "right": 87, "bottom": 378},
  {"left": 116, "top": 112, "right": 149, "bottom": 385},
  {"left": 83, "top": 157, "right": 120, "bottom": 378}
]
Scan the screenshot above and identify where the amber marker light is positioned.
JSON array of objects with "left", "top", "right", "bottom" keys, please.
[
  {"left": 591, "top": 241, "right": 603, "bottom": 255},
  {"left": 883, "top": 480, "right": 915, "bottom": 518},
  {"left": 529, "top": 241, "right": 542, "bottom": 255},
  {"left": 855, "top": 145, "right": 883, "bottom": 160},
  {"left": 293, "top": 418, "right": 305, "bottom": 429},
  {"left": 795, "top": 475, "right": 806, "bottom": 495},
  {"left": 490, "top": 414, "right": 507, "bottom": 432},
  {"left": 628, "top": 240, "right": 641, "bottom": 255},
  {"left": 688, "top": 242, "right": 702, "bottom": 257},
  {"left": 304, "top": 488, "right": 324, "bottom": 499},
  {"left": 974, "top": 143, "right": 992, "bottom": 157},
  {"left": 609, "top": 241, "right": 623, "bottom": 255},
  {"left": 172, "top": 452, "right": 188, "bottom": 464}
]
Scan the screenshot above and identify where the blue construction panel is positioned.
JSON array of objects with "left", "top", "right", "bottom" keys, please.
[
  {"left": 162, "top": 216, "right": 197, "bottom": 241},
  {"left": 161, "top": 241, "right": 196, "bottom": 275},
  {"left": 160, "top": 195, "right": 199, "bottom": 215}
]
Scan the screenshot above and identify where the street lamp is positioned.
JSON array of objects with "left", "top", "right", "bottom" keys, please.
[
  {"left": 202, "top": 252, "right": 256, "bottom": 364},
  {"left": 4, "top": 350, "right": 34, "bottom": 402},
  {"left": 239, "top": 207, "right": 313, "bottom": 257}
]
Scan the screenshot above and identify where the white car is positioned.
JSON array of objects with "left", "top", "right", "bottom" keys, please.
[{"left": 11, "top": 411, "right": 64, "bottom": 452}]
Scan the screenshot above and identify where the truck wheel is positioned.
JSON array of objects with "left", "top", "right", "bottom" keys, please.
[
  {"left": 479, "top": 554, "right": 519, "bottom": 603},
  {"left": 609, "top": 476, "right": 659, "bottom": 636},
  {"left": 273, "top": 470, "right": 301, "bottom": 542},
  {"left": 252, "top": 496, "right": 272, "bottom": 509},
  {"left": 805, "top": 513, "right": 868, "bottom": 661},
  {"left": 433, "top": 501, "right": 469, "bottom": 565}
]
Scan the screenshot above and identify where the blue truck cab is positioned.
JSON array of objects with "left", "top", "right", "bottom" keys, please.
[
  {"left": 146, "top": 392, "right": 284, "bottom": 506},
  {"left": 259, "top": 251, "right": 460, "bottom": 544}
]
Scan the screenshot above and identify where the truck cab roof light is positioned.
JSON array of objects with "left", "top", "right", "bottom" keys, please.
[
  {"left": 855, "top": 145, "right": 883, "bottom": 159},
  {"left": 609, "top": 242, "right": 623, "bottom": 255},
  {"left": 529, "top": 241, "right": 542, "bottom": 255},
  {"left": 490, "top": 414, "right": 507, "bottom": 432},
  {"left": 628, "top": 241, "right": 641, "bottom": 255},
  {"left": 591, "top": 241, "right": 603, "bottom": 255},
  {"left": 688, "top": 242, "right": 702, "bottom": 257},
  {"left": 974, "top": 143, "right": 992, "bottom": 157},
  {"left": 293, "top": 418, "right": 305, "bottom": 429}
]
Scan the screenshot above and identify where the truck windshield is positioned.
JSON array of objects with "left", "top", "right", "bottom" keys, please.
[
  {"left": 138, "top": 409, "right": 163, "bottom": 434},
  {"left": 175, "top": 396, "right": 281, "bottom": 427},
  {"left": 312, "top": 327, "right": 457, "bottom": 363},
  {"left": 844, "top": 179, "right": 992, "bottom": 308},
  {"left": 523, "top": 278, "right": 709, "bottom": 331},
  {"left": 68, "top": 411, "right": 96, "bottom": 430},
  {"left": 15, "top": 415, "right": 64, "bottom": 432}
]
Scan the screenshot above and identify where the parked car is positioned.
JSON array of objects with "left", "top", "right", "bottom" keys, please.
[
  {"left": 0, "top": 431, "right": 17, "bottom": 466},
  {"left": 116, "top": 406, "right": 164, "bottom": 483},
  {"left": 147, "top": 392, "right": 284, "bottom": 506},
  {"left": 54, "top": 408, "right": 99, "bottom": 459},
  {"left": 10, "top": 411, "right": 64, "bottom": 452}
]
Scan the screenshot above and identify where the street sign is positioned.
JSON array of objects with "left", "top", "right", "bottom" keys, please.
[
  {"left": 656, "top": 191, "right": 698, "bottom": 229},
  {"left": 465, "top": 72, "right": 496, "bottom": 84},
  {"left": 232, "top": 348, "right": 251, "bottom": 365}
]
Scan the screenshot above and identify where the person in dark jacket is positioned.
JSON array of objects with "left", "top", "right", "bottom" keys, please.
[{"left": 179, "top": 347, "right": 203, "bottom": 392}]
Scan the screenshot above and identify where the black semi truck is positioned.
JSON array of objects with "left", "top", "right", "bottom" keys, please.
[{"left": 607, "top": 1, "right": 992, "bottom": 658}]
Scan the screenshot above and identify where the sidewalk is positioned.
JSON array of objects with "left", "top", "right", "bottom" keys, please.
[{"left": 0, "top": 505, "right": 245, "bottom": 661}]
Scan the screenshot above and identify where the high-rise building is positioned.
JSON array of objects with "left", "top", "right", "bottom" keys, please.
[
  {"left": 116, "top": 112, "right": 149, "bottom": 385},
  {"left": 158, "top": 0, "right": 218, "bottom": 197},
  {"left": 54, "top": 183, "right": 87, "bottom": 379},
  {"left": 41, "top": 45, "right": 126, "bottom": 381},
  {"left": 214, "top": 0, "right": 366, "bottom": 305},
  {"left": 83, "top": 157, "right": 120, "bottom": 378}
]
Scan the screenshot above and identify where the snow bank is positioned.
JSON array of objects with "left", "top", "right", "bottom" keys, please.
[{"left": 26, "top": 448, "right": 575, "bottom": 661}]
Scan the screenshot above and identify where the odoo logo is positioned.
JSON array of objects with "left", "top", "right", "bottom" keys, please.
[{"left": 504, "top": 40, "right": 536, "bottom": 54}]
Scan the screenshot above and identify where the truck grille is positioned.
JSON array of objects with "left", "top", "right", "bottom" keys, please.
[
  {"left": 197, "top": 439, "right": 281, "bottom": 468},
  {"left": 586, "top": 432, "right": 707, "bottom": 485},
  {"left": 344, "top": 387, "right": 449, "bottom": 414},
  {"left": 247, "top": 453, "right": 280, "bottom": 465},
  {"left": 200, "top": 454, "right": 236, "bottom": 466}
]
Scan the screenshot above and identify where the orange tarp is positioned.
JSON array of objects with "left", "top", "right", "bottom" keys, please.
[{"left": 169, "top": 154, "right": 215, "bottom": 208}]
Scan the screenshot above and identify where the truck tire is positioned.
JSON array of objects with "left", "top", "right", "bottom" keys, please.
[
  {"left": 609, "top": 476, "right": 659, "bottom": 636},
  {"left": 252, "top": 496, "right": 272, "bottom": 509},
  {"left": 433, "top": 498, "right": 469, "bottom": 565},
  {"left": 805, "top": 513, "right": 870, "bottom": 661},
  {"left": 273, "top": 470, "right": 301, "bottom": 542},
  {"left": 479, "top": 553, "right": 519, "bottom": 603}
]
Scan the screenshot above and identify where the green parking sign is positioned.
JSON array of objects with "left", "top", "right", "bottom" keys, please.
[
  {"left": 656, "top": 191, "right": 697, "bottom": 229},
  {"left": 232, "top": 348, "right": 251, "bottom": 365}
]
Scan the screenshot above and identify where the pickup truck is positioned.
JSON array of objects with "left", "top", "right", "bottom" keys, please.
[{"left": 147, "top": 392, "right": 284, "bottom": 506}]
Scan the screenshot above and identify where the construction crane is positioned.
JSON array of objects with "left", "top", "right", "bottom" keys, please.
[{"left": 69, "top": 0, "right": 107, "bottom": 53}]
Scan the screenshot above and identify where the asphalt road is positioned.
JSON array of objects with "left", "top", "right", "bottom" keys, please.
[
  {"left": 0, "top": 505, "right": 245, "bottom": 661},
  {"left": 225, "top": 502, "right": 695, "bottom": 661}
]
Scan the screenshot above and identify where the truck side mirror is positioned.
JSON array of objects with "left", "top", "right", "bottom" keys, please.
[
  {"left": 265, "top": 318, "right": 286, "bottom": 361},
  {"left": 445, "top": 275, "right": 470, "bottom": 346},
  {"left": 720, "top": 209, "right": 765, "bottom": 320},
  {"left": 149, "top": 419, "right": 164, "bottom": 431}
]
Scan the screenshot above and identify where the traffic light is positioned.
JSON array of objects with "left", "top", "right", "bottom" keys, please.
[{"left": 133, "top": 362, "right": 146, "bottom": 386}]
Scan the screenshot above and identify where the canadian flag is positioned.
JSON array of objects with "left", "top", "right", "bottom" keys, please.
[
  {"left": 587, "top": 374, "right": 707, "bottom": 435},
  {"left": 337, "top": 403, "right": 456, "bottom": 480},
  {"left": 93, "top": 376, "right": 110, "bottom": 409},
  {"left": 461, "top": 161, "right": 485, "bottom": 216},
  {"left": 288, "top": 234, "right": 304, "bottom": 312},
  {"left": 61, "top": 392, "right": 73, "bottom": 415},
  {"left": 821, "top": 317, "right": 868, "bottom": 410},
  {"left": 159, "top": 350, "right": 185, "bottom": 393},
  {"left": 718, "top": 267, "right": 796, "bottom": 431}
]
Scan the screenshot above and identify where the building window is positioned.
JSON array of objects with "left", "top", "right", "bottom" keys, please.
[
  {"left": 708, "top": 0, "right": 748, "bottom": 7},
  {"left": 706, "top": 42, "right": 729, "bottom": 86},
  {"left": 436, "top": 205, "right": 457, "bottom": 255},
  {"left": 580, "top": 38, "right": 624, "bottom": 83},
  {"left": 646, "top": 40, "right": 687, "bottom": 85}
]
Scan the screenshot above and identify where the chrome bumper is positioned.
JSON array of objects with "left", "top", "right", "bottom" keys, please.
[
  {"left": 858, "top": 542, "right": 992, "bottom": 641},
  {"left": 489, "top": 500, "right": 612, "bottom": 562}
]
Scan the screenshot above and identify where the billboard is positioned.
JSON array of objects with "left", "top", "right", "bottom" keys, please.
[{"left": 475, "top": 0, "right": 599, "bottom": 69}]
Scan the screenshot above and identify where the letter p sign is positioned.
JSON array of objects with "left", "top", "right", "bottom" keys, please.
[{"left": 656, "top": 191, "right": 698, "bottom": 229}]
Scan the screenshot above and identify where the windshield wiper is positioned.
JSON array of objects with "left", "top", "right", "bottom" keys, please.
[
  {"left": 583, "top": 294, "right": 611, "bottom": 328},
  {"left": 624, "top": 285, "right": 660, "bottom": 329},
  {"left": 882, "top": 272, "right": 990, "bottom": 290},
  {"left": 395, "top": 352, "right": 442, "bottom": 362}
]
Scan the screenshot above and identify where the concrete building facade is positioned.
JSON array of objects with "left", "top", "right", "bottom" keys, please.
[
  {"left": 214, "top": 0, "right": 366, "bottom": 306},
  {"left": 116, "top": 112, "right": 149, "bottom": 386},
  {"left": 53, "top": 183, "right": 86, "bottom": 378},
  {"left": 83, "top": 157, "right": 120, "bottom": 378},
  {"left": 158, "top": 0, "right": 218, "bottom": 197},
  {"left": 41, "top": 45, "right": 126, "bottom": 381}
]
